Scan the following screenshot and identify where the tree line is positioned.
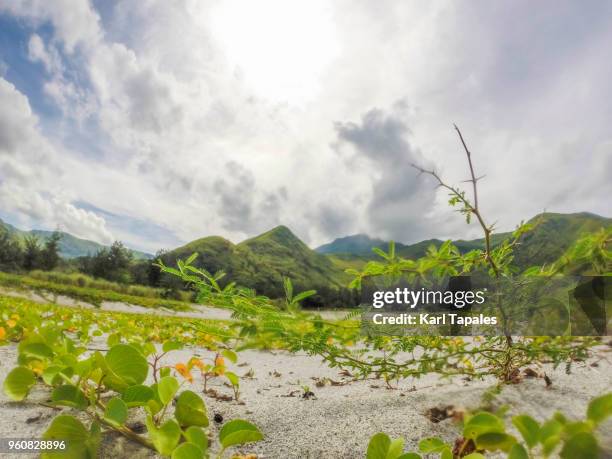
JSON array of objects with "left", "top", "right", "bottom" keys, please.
[
  {"left": 0, "top": 231, "right": 62, "bottom": 272},
  {"left": 0, "top": 230, "right": 359, "bottom": 307}
]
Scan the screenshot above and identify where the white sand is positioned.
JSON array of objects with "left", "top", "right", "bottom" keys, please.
[{"left": 1, "top": 340, "right": 611, "bottom": 458}]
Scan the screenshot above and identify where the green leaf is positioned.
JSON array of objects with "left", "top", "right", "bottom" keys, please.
[
  {"left": 3, "top": 366, "right": 36, "bottom": 401},
  {"left": 560, "top": 432, "right": 599, "bottom": 459},
  {"left": 475, "top": 432, "right": 516, "bottom": 452},
  {"left": 175, "top": 390, "right": 209, "bottom": 427},
  {"left": 146, "top": 416, "right": 181, "bottom": 456},
  {"left": 41, "top": 415, "right": 99, "bottom": 459},
  {"left": 463, "top": 412, "right": 505, "bottom": 439},
  {"left": 218, "top": 419, "right": 263, "bottom": 449},
  {"left": 222, "top": 349, "right": 238, "bottom": 363},
  {"left": 508, "top": 443, "right": 529, "bottom": 459},
  {"left": 225, "top": 371, "right": 239, "bottom": 387},
  {"left": 586, "top": 392, "right": 612, "bottom": 425},
  {"left": 42, "top": 365, "right": 65, "bottom": 386},
  {"left": 387, "top": 437, "right": 405, "bottom": 458},
  {"left": 539, "top": 419, "right": 563, "bottom": 443},
  {"left": 103, "top": 344, "right": 148, "bottom": 391},
  {"left": 184, "top": 426, "right": 208, "bottom": 454},
  {"left": 158, "top": 376, "right": 179, "bottom": 405},
  {"left": 163, "top": 341, "right": 183, "bottom": 353},
  {"left": 172, "top": 442, "right": 204, "bottom": 459},
  {"left": 463, "top": 454, "right": 485, "bottom": 459},
  {"left": 367, "top": 433, "right": 390, "bottom": 459},
  {"left": 563, "top": 420, "right": 592, "bottom": 436},
  {"left": 51, "top": 385, "right": 88, "bottom": 410},
  {"left": 293, "top": 290, "right": 316, "bottom": 304},
  {"left": 440, "top": 448, "right": 452, "bottom": 459},
  {"left": 397, "top": 454, "right": 421, "bottom": 459},
  {"left": 122, "top": 384, "right": 155, "bottom": 407},
  {"left": 512, "top": 415, "right": 540, "bottom": 448},
  {"left": 104, "top": 397, "right": 128, "bottom": 425},
  {"left": 19, "top": 342, "right": 54, "bottom": 361},
  {"left": 418, "top": 437, "right": 446, "bottom": 453},
  {"left": 185, "top": 252, "right": 198, "bottom": 265}
]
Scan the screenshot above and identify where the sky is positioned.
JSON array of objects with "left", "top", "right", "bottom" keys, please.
[{"left": 0, "top": 0, "right": 610, "bottom": 253}]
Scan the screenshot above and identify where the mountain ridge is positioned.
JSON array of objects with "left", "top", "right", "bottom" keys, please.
[{"left": 0, "top": 218, "right": 152, "bottom": 260}]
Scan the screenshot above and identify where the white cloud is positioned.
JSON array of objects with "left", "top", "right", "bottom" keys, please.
[
  {"left": 0, "top": 77, "right": 113, "bottom": 244},
  {"left": 0, "top": 0, "right": 610, "bottom": 252}
]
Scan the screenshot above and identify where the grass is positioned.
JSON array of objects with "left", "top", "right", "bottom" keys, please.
[{"left": 0, "top": 272, "right": 193, "bottom": 311}]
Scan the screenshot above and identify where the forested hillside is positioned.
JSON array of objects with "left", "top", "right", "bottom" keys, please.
[{"left": 319, "top": 212, "right": 611, "bottom": 271}]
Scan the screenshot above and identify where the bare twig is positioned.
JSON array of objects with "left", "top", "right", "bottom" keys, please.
[{"left": 411, "top": 125, "right": 500, "bottom": 277}]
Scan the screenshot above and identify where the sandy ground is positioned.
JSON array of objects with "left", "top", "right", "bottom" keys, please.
[
  {"left": 0, "top": 287, "right": 349, "bottom": 321},
  {"left": 1, "top": 339, "right": 611, "bottom": 459}
]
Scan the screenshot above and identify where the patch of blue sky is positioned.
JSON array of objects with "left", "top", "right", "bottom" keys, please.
[{"left": 74, "top": 201, "right": 183, "bottom": 252}]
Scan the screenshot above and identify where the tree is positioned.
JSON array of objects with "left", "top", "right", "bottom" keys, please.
[
  {"left": 40, "top": 231, "right": 62, "bottom": 271},
  {"left": 86, "top": 241, "right": 134, "bottom": 283},
  {"left": 22, "top": 235, "right": 41, "bottom": 271},
  {"left": 0, "top": 230, "right": 23, "bottom": 271}
]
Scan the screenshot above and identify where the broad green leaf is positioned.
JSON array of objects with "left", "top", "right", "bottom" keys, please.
[
  {"left": 225, "top": 371, "right": 239, "bottom": 387},
  {"left": 563, "top": 420, "right": 592, "bottom": 436},
  {"left": 542, "top": 435, "right": 561, "bottom": 457},
  {"left": 463, "top": 454, "right": 485, "bottom": 459},
  {"left": 103, "top": 344, "right": 148, "bottom": 391},
  {"left": 122, "top": 384, "right": 155, "bottom": 407},
  {"left": 539, "top": 419, "right": 563, "bottom": 443},
  {"left": 397, "top": 454, "right": 421, "bottom": 459},
  {"left": 418, "top": 437, "right": 446, "bottom": 453},
  {"left": 475, "top": 432, "right": 516, "bottom": 452},
  {"left": 74, "top": 358, "right": 93, "bottom": 378},
  {"left": 366, "top": 433, "right": 390, "bottom": 459},
  {"left": 104, "top": 397, "right": 128, "bottom": 425},
  {"left": 51, "top": 385, "right": 88, "bottom": 410},
  {"left": 218, "top": 419, "right": 263, "bottom": 448},
  {"left": 158, "top": 376, "right": 179, "bottom": 405},
  {"left": 3, "top": 366, "right": 36, "bottom": 401},
  {"left": 387, "top": 437, "right": 405, "bottom": 458},
  {"left": 463, "top": 412, "right": 505, "bottom": 439},
  {"left": 146, "top": 416, "right": 181, "bottom": 456},
  {"left": 171, "top": 442, "right": 204, "bottom": 459},
  {"left": 440, "top": 448, "right": 452, "bottom": 459},
  {"left": 586, "top": 392, "right": 612, "bottom": 424},
  {"left": 41, "top": 415, "right": 99, "bottom": 459},
  {"left": 560, "top": 432, "right": 599, "bottom": 459},
  {"left": 512, "top": 415, "right": 540, "bottom": 448},
  {"left": 19, "top": 342, "right": 54, "bottom": 361},
  {"left": 163, "top": 341, "right": 183, "bottom": 353},
  {"left": 175, "top": 390, "right": 209, "bottom": 427},
  {"left": 184, "top": 426, "right": 208, "bottom": 454},
  {"left": 222, "top": 349, "right": 238, "bottom": 363},
  {"left": 508, "top": 443, "right": 529, "bottom": 459},
  {"left": 42, "top": 365, "right": 65, "bottom": 386}
]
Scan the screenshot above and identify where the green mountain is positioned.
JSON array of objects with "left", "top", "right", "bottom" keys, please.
[
  {"left": 317, "top": 234, "right": 388, "bottom": 255},
  {"left": 161, "top": 212, "right": 608, "bottom": 305},
  {"left": 318, "top": 212, "right": 611, "bottom": 270},
  {"left": 0, "top": 218, "right": 151, "bottom": 260},
  {"left": 162, "top": 225, "right": 353, "bottom": 306}
]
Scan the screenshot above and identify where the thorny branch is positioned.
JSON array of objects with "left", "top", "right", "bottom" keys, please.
[{"left": 411, "top": 124, "right": 500, "bottom": 277}]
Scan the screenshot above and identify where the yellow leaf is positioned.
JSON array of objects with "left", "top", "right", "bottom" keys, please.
[{"left": 175, "top": 363, "right": 193, "bottom": 383}]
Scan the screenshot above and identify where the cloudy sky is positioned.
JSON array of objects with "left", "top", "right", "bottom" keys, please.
[{"left": 0, "top": 0, "right": 610, "bottom": 253}]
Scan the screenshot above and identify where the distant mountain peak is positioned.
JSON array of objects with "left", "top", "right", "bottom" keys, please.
[
  {"left": 316, "top": 233, "right": 390, "bottom": 255},
  {"left": 243, "top": 225, "right": 304, "bottom": 246}
]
